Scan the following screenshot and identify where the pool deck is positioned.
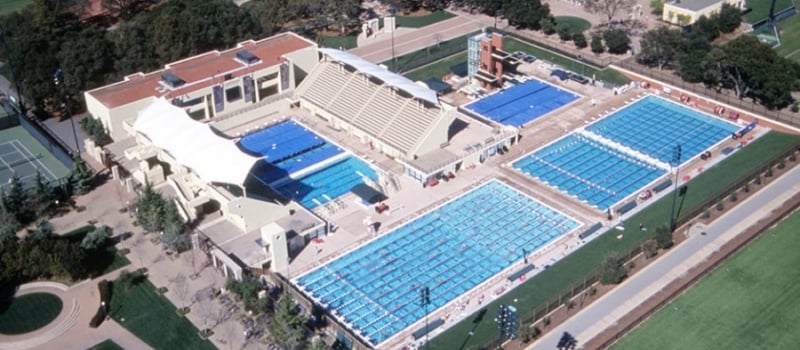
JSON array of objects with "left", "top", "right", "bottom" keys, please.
[{"left": 216, "top": 64, "right": 768, "bottom": 349}]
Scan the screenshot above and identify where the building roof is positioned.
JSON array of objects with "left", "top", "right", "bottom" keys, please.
[
  {"left": 87, "top": 32, "right": 314, "bottom": 109},
  {"left": 319, "top": 48, "right": 439, "bottom": 105},
  {"left": 133, "top": 97, "right": 259, "bottom": 185},
  {"left": 667, "top": 0, "right": 727, "bottom": 11}
]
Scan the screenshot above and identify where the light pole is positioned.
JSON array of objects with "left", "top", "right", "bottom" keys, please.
[
  {"left": 420, "top": 286, "right": 430, "bottom": 349},
  {"left": 53, "top": 68, "right": 81, "bottom": 157},
  {"left": 390, "top": 5, "right": 397, "bottom": 72},
  {"left": 669, "top": 145, "right": 682, "bottom": 232}
]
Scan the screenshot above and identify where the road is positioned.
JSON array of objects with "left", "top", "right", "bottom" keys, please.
[{"left": 527, "top": 164, "right": 800, "bottom": 350}]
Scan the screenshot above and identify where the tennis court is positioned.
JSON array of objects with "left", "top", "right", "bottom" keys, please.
[{"left": 0, "top": 126, "right": 70, "bottom": 190}]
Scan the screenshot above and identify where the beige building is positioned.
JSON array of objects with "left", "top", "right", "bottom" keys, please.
[{"left": 662, "top": 0, "right": 745, "bottom": 25}]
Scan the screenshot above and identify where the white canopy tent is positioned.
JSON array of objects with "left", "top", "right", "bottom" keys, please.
[
  {"left": 133, "top": 97, "right": 259, "bottom": 185},
  {"left": 319, "top": 48, "right": 439, "bottom": 105}
]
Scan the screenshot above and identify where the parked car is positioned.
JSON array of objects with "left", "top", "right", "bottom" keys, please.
[{"left": 523, "top": 55, "right": 537, "bottom": 63}]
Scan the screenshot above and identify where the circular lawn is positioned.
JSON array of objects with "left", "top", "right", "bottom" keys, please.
[
  {"left": 555, "top": 16, "right": 592, "bottom": 34},
  {"left": 0, "top": 292, "right": 63, "bottom": 335}
]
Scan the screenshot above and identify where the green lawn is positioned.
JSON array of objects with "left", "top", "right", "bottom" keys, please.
[
  {"left": 555, "top": 16, "right": 592, "bottom": 34},
  {"left": 612, "top": 210, "right": 800, "bottom": 349},
  {"left": 0, "top": 292, "right": 63, "bottom": 335},
  {"left": 428, "top": 131, "right": 800, "bottom": 350},
  {"left": 87, "top": 339, "right": 125, "bottom": 350},
  {"left": 776, "top": 14, "right": 800, "bottom": 63},
  {"left": 0, "top": 0, "right": 32, "bottom": 16},
  {"left": 382, "top": 32, "right": 475, "bottom": 73},
  {"left": 745, "top": 0, "right": 795, "bottom": 23},
  {"left": 502, "top": 37, "right": 630, "bottom": 85},
  {"left": 404, "top": 52, "right": 467, "bottom": 82},
  {"left": 318, "top": 32, "right": 359, "bottom": 50},
  {"left": 110, "top": 277, "right": 215, "bottom": 350},
  {"left": 396, "top": 10, "right": 455, "bottom": 28}
]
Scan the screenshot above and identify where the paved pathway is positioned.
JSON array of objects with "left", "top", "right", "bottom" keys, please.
[{"left": 527, "top": 164, "right": 800, "bottom": 349}]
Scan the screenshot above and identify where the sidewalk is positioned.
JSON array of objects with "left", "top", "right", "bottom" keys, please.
[{"left": 527, "top": 164, "right": 800, "bottom": 349}]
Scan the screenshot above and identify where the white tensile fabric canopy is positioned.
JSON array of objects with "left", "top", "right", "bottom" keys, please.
[
  {"left": 319, "top": 48, "right": 439, "bottom": 105},
  {"left": 133, "top": 97, "right": 259, "bottom": 185}
]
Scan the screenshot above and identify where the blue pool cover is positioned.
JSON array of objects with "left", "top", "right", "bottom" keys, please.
[{"left": 464, "top": 79, "right": 579, "bottom": 127}]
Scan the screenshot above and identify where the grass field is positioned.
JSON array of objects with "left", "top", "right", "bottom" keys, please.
[
  {"left": 87, "top": 339, "right": 124, "bottom": 350},
  {"left": 404, "top": 52, "right": 467, "bottom": 81},
  {"left": 502, "top": 37, "right": 630, "bottom": 85},
  {"left": 0, "top": 292, "right": 63, "bottom": 335},
  {"left": 555, "top": 16, "right": 592, "bottom": 34},
  {"left": 745, "top": 0, "right": 795, "bottom": 23},
  {"left": 318, "top": 32, "right": 359, "bottom": 50},
  {"left": 776, "top": 14, "right": 800, "bottom": 63},
  {"left": 0, "top": 0, "right": 32, "bottom": 16},
  {"left": 427, "top": 131, "right": 800, "bottom": 350},
  {"left": 382, "top": 32, "right": 475, "bottom": 73},
  {"left": 612, "top": 210, "right": 800, "bottom": 349},
  {"left": 110, "top": 277, "right": 215, "bottom": 350},
  {"left": 396, "top": 10, "right": 455, "bottom": 28}
]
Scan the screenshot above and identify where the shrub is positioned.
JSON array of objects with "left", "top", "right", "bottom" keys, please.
[
  {"left": 599, "top": 253, "right": 626, "bottom": 285},
  {"left": 702, "top": 208, "right": 711, "bottom": 219},
  {"left": 654, "top": 225, "right": 673, "bottom": 249},
  {"left": 729, "top": 192, "right": 737, "bottom": 202},
  {"left": 563, "top": 299, "right": 575, "bottom": 309},
  {"left": 791, "top": 102, "right": 799, "bottom": 113},
  {"left": 716, "top": 201, "right": 725, "bottom": 211},
  {"left": 573, "top": 33, "right": 587, "bottom": 48},
  {"left": 158, "top": 286, "right": 168, "bottom": 294},
  {"left": 557, "top": 22, "right": 572, "bottom": 41},
  {"left": 765, "top": 168, "right": 773, "bottom": 177},
  {"left": 777, "top": 160, "right": 785, "bottom": 169},
  {"left": 541, "top": 18, "right": 556, "bottom": 35},
  {"left": 755, "top": 174, "right": 762, "bottom": 185},
  {"left": 89, "top": 305, "right": 106, "bottom": 328},
  {"left": 643, "top": 239, "right": 658, "bottom": 258},
  {"left": 603, "top": 29, "right": 631, "bottom": 54},
  {"left": 743, "top": 183, "right": 750, "bottom": 193},
  {"left": 591, "top": 35, "right": 604, "bottom": 54},
  {"left": 542, "top": 316, "right": 551, "bottom": 326},
  {"left": 587, "top": 286, "right": 597, "bottom": 296},
  {"left": 532, "top": 326, "right": 542, "bottom": 338}
]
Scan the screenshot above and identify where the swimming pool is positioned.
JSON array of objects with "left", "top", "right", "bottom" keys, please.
[
  {"left": 586, "top": 96, "right": 738, "bottom": 163},
  {"left": 275, "top": 156, "right": 378, "bottom": 209},
  {"left": 513, "top": 95, "right": 737, "bottom": 210},
  {"left": 513, "top": 134, "right": 666, "bottom": 210},
  {"left": 464, "top": 79, "right": 579, "bottom": 127},
  {"left": 295, "top": 180, "right": 580, "bottom": 345}
]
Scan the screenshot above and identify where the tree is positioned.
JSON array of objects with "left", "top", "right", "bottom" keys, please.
[
  {"left": 134, "top": 181, "right": 164, "bottom": 233},
  {"left": 502, "top": 0, "right": 551, "bottom": 30},
  {"left": 160, "top": 201, "right": 189, "bottom": 252},
  {"left": 717, "top": 3, "right": 742, "bottom": 33},
  {"left": 172, "top": 272, "right": 191, "bottom": 311},
  {"left": 102, "top": 0, "right": 158, "bottom": 21},
  {"left": 573, "top": 33, "right": 587, "bottom": 48},
  {"left": 310, "top": 338, "right": 331, "bottom": 350},
  {"left": 599, "top": 252, "right": 626, "bottom": 284},
  {"left": 583, "top": 0, "right": 635, "bottom": 26},
  {"left": 81, "top": 225, "right": 112, "bottom": 250},
  {"left": 269, "top": 292, "right": 308, "bottom": 350},
  {"left": 649, "top": 0, "right": 663, "bottom": 15},
  {"left": 540, "top": 17, "right": 556, "bottom": 35},
  {"left": 3, "top": 174, "right": 30, "bottom": 223},
  {"left": 32, "top": 171, "right": 56, "bottom": 216},
  {"left": 678, "top": 37, "right": 711, "bottom": 82},
  {"left": 691, "top": 15, "right": 719, "bottom": 41},
  {"left": 603, "top": 29, "right": 630, "bottom": 54},
  {"left": 654, "top": 225, "right": 673, "bottom": 249},
  {"left": 636, "top": 27, "right": 685, "bottom": 69},
  {"left": 557, "top": 22, "right": 573, "bottom": 41},
  {"left": 591, "top": 35, "right": 604, "bottom": 54},
  {"left": 27, "top": 220, "right": 54, "bottom": 241},
  {"left": 69, "top": 158, "right": 94, "bottom": 195}
]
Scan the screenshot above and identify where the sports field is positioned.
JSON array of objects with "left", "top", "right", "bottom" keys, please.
[
  {"left": 776, "top": 14, "right": 800, "bottom": 63},
  {"left": 0, "top": 126, "right": 70, "bottom": 189},
  {"left": 745, "top": 0, "right": 795, "bottom": 23},
  {"left": 612, "top": 211, "right": 800, "bottom": 349}
]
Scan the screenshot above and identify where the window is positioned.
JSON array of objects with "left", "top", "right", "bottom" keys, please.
[{"left": 225, "top": 86, "right": 242, "bottom": 102}]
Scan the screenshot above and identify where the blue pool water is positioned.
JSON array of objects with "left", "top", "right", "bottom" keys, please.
[
  {"left": 513, "top": 134, "right": 666, "bottom": 210},
  {"left": 275, "top": 156, "right": 377, "bottom": 209},
  {"left": 464, "top": 79, "right": 579, "bottom": 127},
  {"left": 241, "top": 120, "right": 345, "bottom": 184},
  {"left": 586, "top": 96, "right": 738, "bottom": 163},
  {"left": 296, "top": 180, "right": 580, "bottom": 345}
]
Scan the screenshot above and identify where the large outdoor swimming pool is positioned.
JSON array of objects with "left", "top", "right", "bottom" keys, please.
[
  {"left": 295, "top": 180, "right": 579, "bottom": 345},
  {"left": 513, "top": 95, "right": 737, "bottom": 210}
]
